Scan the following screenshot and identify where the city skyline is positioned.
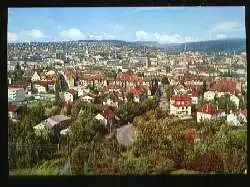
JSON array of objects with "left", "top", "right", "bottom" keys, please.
[{"left": 8, "top": 7, "right": 246, "bottom": 43}]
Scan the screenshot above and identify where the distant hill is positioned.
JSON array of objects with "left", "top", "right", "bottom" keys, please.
[
  {"left": 136, "top": 41, "right": 161, "bottom": 47},
  {"left": 9, "top": 38, "right": 246, "bottom": 53},
  {"left": 136, "top": 38, "right": 246, "bottom": 52}
]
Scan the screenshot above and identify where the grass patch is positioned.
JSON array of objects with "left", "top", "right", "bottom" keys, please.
[
  {"left": 9, "top": 159, "right": 61, "bottom": 176},
  {"left": 170, "top": 169, "right": 202, "bottom": 175}
]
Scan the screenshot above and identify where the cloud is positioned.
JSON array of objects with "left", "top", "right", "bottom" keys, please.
[
  {"left": 114, "top": 25, "right": 124, "bottom": 31},
  {"left": 103, "top": 33, "right": 115, "bottom": 39},
  {"left": 59, "top": 28, "right": 115, "bottom": 41},
  {"left": 8, "top": 32, "right": 18, "bottom": 42},
  {"left": 210, "top": 21, "right": 244, "bottom": 33},
  {"left": 89, "top": 33, "right": 115, "bottom": 40},
  {"left": 216, "top": 34, "right": 227, "bottom": 39},
  {"left": 25, "top": 29, "right": 46, "bottom": 39},
  {"left": 135, "top": 30, "right": 196, "bottom": 43},
  {"left": 8, "top": 29, "right": 48, "bottom": 42},
  {"left": 56, "top": 25, "right": 63, "bottom": 29},
  {"left": 89, "top": 34, "right": 103, "bottom": 40},
  {"left": 59, "top": 28, "right": 86, "bottom": 40}
]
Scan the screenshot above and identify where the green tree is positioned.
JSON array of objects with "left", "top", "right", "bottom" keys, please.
[
  {"left": 161, "top": 76, "right": 170, "bottom": 85},
  {"left": 165, "top": 84, "right": 174, "bottom": 101},
  {"left": 126, "top": 92, "right": 134, "bottom": 103}
]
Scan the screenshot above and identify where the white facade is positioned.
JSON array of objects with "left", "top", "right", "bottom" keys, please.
[
  {"left": 226, "top": 112, "right": 247, "bottom": 126},
  {"left": 197, "top": 112, "right": 216, "bottom": 122},
  {"left": 33, "top": 93, "right": 55, "bottom": 101},
  {"left": 94, "top": 114, "right": 107, "bottom": 126},
  {"left": 81, "top": 95, "right": 94, "bottom": 103},
  {"left": 64, "top": 92, "right": 74, "bottom": 103},
  {"left": 48, "top": 84, "right": 56, "bottom": 91},
  {"left": 103, "top": 98, "right": 119, "bottom": 108},
  {"left": 226, "top": 113, "right": 241, "bottom": 126},
  {"left": 34, "top": 84, "right": 47, "bottom": 93},
  {"left": 191, "top": 96, "right": 198, "bottom": 105},
  {"left": 31, "top": 71, "right": 41, "bottom": 82},
  {"left": 169, "top": 104, "right": 191, "bottom": 117},
  {"left": 8, "top": 77, "right": 11, "bottom": 85},
  {"left": 134, "top": 95, "right": 140, "bottom": 103},
  {"left": 76, "top": 87, "right": 85, "bottom": 97},
  {"left": 230, "top": 94, "right": 240, "bottom": 109},
  {"left": 204, "top": 91, "right": 216, "bottom": 101},
  {"left": 8, "top": 88, "right": 25, "bottom": 102}
]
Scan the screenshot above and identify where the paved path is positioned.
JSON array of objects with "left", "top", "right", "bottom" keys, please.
[
  {"left": 159, "top": 85, "right": 169, "bottom": 112},
  {"left": 116, "top": 124, "right": 133, "bottom": 146}
]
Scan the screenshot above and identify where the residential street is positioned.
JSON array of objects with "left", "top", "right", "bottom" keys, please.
[{"left": 159, "top": 84, "right": 169, "bottom": 112}]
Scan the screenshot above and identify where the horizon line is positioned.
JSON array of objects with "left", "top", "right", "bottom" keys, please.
[{"left": 8, "top": 37, "right": 246, "bottom": 44}]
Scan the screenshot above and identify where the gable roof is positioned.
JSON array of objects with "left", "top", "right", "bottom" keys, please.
[
  {"left": 209, "top": 79, "right": 239, "bottom": 94},
  {"left": 68, "top": 89, "right": 78, "bottom": 96},
  {"left": 237, "top": 109, "right": 247, "bottom": 117},
  {"left": 198, "top": 104, "right": 217, "bottom": 115},
  {"left": 8, "top": 104, "right": 18, "bottom": 112},
  {"left": 102, "top": 109, "right": 115, "bottom": 119},
  {"left": 171, "top": 94, "right": 192, "bottom": 106}
]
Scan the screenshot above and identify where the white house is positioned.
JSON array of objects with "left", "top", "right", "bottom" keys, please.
[
  {"left": 169, "top": 94, "right": 192, "bottom": 117},
  {"left": 31, "top": 71, "right": 41, "bottom": 82},
  {"left": 8, "top": 104, "right": 19, "bottom": 120},
  {"left": 197, "top": 104, "right": 218, "bottom": 122},
  {"left": 204, "top": 91, "right": 216, "bottom": 101},
  {"left": 94, "top": 113, "right": 108, "bottom": 126},
  {"left": 63, "top": 89, "right": 78, "bottom": 103},
  {"left": 204, "top": 91, "right": 240, "bottom": 109},
  {"left": 8, "top": 77, "right": 11, "bottom": 85},
  {"left": 64, "top": 92, "right": 74, "bottom": 103},
  {"left": 81, "top": 95, "right": 95, "bottom": 103},
  {"left": 103, "top": 98, "right": 119, "bottom": 108},
  {"left": 229, "top": 94, "right": 240, "bottom": 109},
  {"left": 227, "top": 109, "right": 247, "bottom": 126},
  {"left": 34, "top": 84, "right": 47, "bottom": 93}
]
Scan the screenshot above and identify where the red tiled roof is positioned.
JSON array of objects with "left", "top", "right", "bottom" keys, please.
[
  {"left": 8, "top": 84, "right": 26, "bottom": 89},
  {"left": 237, "top": 109, "right": 247, "bottom": 117},
  {"left": 171, "top": 94, "right": 192, "bottom": 106},
  {"left": 116, "top": 72, "right": 139, "bottom": 82},
  {"left": 88, "top": 92, "right": 99, "bottom": 98},
  {"left": 209, "top": 79, "right": 239, "bottom": 94},
  {"left": 130, "top": 87, "right": 144, "bottom": 96},
  {"left": 8, "top": 105, "right": 18, "bottom": 112},
  {"left": 36, "top": 80, "right": 55, "bottom": 87},
  {"left": 198, "top": 104, "right": 217, "bottom": 115},
  {"left": 68, "top": 89, "right": 78, "bottom": 96},
  {"left": 102, "top": 109, "right": 115, "bottom": 119},
  {"left": 100, "top": 85, "right": 109, "bottom": 92}
]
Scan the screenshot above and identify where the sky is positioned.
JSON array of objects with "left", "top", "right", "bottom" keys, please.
[{"left": 8, "top": 7, "right": 246, "bottom": 43}]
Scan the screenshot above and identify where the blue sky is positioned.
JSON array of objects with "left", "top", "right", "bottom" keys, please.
[{"left": 8, "top": 7, "right": 246, "bottom": 43}]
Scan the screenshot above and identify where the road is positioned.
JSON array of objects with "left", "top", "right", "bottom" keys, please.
[
  {"left": 116, "top": 124, "right": 133, "bottom": 146},
  {"left": 159, "top": 84, "right": 169, "bottom": 112}
]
